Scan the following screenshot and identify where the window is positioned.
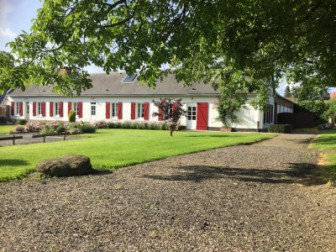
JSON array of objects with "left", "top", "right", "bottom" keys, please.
[
  {"left": 54, "top": 102, "right": 60, "bottom": 115},
  {"left": 137, "top": 103, "right": 144, "bottom": 118},
  {"left": 123, "top": 74, "right": 137, "bottom": 83},
  {"left": 187, "top": 106, "right": 196, "bottom": 120},
  {"left": 15, "top": 102, "right": 20, "bottom": 115},
  {"left": 90, "top": 102, "right": 96, "bottom": 116},
  {"left": 263, "top": 104, "right": 274, "bottom": 124},
  {"left": 111, "top": 103, "right": 118, "bottom": 118},
  {"left": 26, "top": 103, "right": 29, "bottom": 115},
  {"left": 37, "top": 102, "right": 42, "bottom": 115},
  {"left": 73, "top": 102, "right": 78, "bottom": 115}
]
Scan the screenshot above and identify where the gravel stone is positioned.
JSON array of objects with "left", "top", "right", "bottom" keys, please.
[{"left": 0, "top": 133, "right": 335, "bottom": 251}]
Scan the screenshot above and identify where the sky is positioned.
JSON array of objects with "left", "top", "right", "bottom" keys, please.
[{"left": 0, "top": 0, "right": 333, "bottom": 96}]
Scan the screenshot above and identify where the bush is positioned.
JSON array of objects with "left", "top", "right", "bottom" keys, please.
[
  {"left": 68, "top": 110, "right": 76, "bottom": 123},
  {"left": 25, "top": 122, "right": 42, "bottom": 132},
  {"left": 40, "top": 127, "right": 56, "bottom": 136},
  {"left": 56, "top": 126, "right": 66, "bottom": 134},
  {"left": 17, "top": 119, "right": 27, "bottom": 125},
  {"left": 79, "top": 124, "right": 96, "bottom": 133},
  {"left": 0, "top": 116, "right": 6, "bottom": 124},
  {"left": 95, "top": 121, "right": 107, "bottom": 129},
  {"left": 14, "top": 125, "right": 25, "bottom": 133},
  {"left": 268, "top": 124, "right": 292, "bottom": 133}
]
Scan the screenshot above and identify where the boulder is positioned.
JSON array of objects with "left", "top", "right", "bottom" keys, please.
[{"left": 36, "top": 154, "right": 95, "bottom": 177}]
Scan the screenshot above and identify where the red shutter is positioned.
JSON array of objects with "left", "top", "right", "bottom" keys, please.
[
  {"left": 68, "top": 102, "right": 72, "bottom": 114},
  {"left": 106, "top": 102, "right": 110, "bottom": 119},
  {"left": 158, "top": 107, "right": 163, "bottom": 121},
  {"left": 118, "top": 102, "right": 123, "bottom": 119},
  {"left": 41, "top": 102, "right": 46, "bottom": 117},
  {"left": 131, "top": 102, "right": 136, "bottom": 120},
  {"left": 172, "top": 101, "right": 179, "bottom": 122},
  {"left": 19, "top": 102, "right": 23, "bottom": 116},
  {"left": 78, "top": 102, "right": 83, "bottom": 118},
  {"left": 33, "top": 102, "right": 36, "bottom": 116},
  {"left": 59, "top": 102, "right": 63, "bottom": 117},
  {"left": 196, "top": 103, "right": 209, "bottom": 130},
  {"left": 11, "top": 102, "right": 14, "bottom": 116},
  {"left": 50, "top": 102, "right": 54, "bottom": 117},
  {"left": 144, "top": 102, "right": 149, "bottom": 120}
]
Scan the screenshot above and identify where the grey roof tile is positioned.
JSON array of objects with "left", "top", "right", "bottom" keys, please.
[{"left": 10, "top": 73, "right": 218, "bottom": 97}]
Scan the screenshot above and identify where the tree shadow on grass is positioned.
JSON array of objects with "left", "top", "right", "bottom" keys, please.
[
  {"left": 143, "top": 162, "right": 320, "bottom": 185},
  {"left": 0, "top": 159, "right": 30, "bottom": 167}
]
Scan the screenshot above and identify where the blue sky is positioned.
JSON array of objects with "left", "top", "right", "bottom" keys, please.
[{"left": 0, "top": 0, "right": 333, "bottom": 95}]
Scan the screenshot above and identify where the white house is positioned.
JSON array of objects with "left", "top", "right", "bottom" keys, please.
[{"left": 4, "top": 72, "right": 288, "bottom": 131}]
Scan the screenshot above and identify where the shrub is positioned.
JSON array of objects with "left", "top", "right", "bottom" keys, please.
[
  {"left": 160, "top": 123, "right": 168, "bottom": 130},
  {"left": 25, "top": 122, "right": 42, "bottom": 132},
  {"left": 95, "top": 121, "right": 108, "bottom": 129},
  {"left": 56, "top": 126, "right": 66, "bottom": 134},
  {"left": 107, "top": 122, "right": 115, "bottom": 128},
  {"left": 17, "top": 119, "right": 27, "bottom": 125},
  {"left": 268, "top": 124, "right": 292, "bottom": 133},
  {"left": 79, "top": 124, "right": 96, "bottom": 133},
  {"left": 40, "top": 127, "right": 56, "bottom": 135},
  {"left": 14, "top": 125, "right": 25, "bottom": 133},
  {"left": 0, "top": 116, "right": 6, "bottom": 124},
  {"left": 68, "top": 110, "right": 76, "bottom": 123},
  {"left": 122, "top": 121, "right": 131, "bottom": 128}
]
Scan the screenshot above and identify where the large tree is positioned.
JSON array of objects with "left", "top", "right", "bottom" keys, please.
[{"left": 1, "top": 0, "right": 335, "bottom": 105}]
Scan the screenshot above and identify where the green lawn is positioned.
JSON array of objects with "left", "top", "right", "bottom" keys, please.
[
  {"left": 312, "top": 130, "right": 336, "bottom": 182},
  {"left": 0, "top": 129, "right": 275, "bottom": 181},
  {"left": 0, "top": 125, "right": 16, "bottom": 134}
]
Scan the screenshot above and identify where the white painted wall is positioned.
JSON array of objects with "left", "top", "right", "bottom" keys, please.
[{"left": 7, "top": 95, "right": 265, "bottom": 130}]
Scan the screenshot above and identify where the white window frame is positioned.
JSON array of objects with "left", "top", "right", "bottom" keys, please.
[
  {"left": 73, "top": 102, "right": 78, "bottom": 116},
  {"left": 37, "top": 102, "right": 42, "bottom": 116},
  {"left": 137, "top": 103, "right": 144, "bottom": 118},
  {"left": 111, "top": 102, "right": 118, "bottom": 118},
  {"left": 15, "top": 102, "right": 20, "bottom": 115},
  {"left": 187, "top": 106, "right": 196, "bottom": 120},
  {"left": 54, "top": 102, "right": 60, "bottom": 116},
  {"left": 91, "top": 102, "right": 96, "bottom": 116}
]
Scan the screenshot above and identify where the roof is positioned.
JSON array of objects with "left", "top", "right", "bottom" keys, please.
[{"left": 9, "top": 72, "right": 219, "bottom": 98}]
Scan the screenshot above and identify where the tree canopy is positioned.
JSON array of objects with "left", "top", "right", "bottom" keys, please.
[{"left": 0, "top": 0, "right": 335, "bottom": 104}]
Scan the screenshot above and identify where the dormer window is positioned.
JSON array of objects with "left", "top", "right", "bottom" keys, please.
[{"left": 123, "top": 74, "right": 137, "bottom": 83}]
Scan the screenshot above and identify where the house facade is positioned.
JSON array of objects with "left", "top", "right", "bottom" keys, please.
[{"left": 5, "top": 73, "right": 280, "bottom": 131}]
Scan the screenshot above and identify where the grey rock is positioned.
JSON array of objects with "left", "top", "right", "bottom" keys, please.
[{"left": 36, "top": 154, "right": 94, "bottom": 177}]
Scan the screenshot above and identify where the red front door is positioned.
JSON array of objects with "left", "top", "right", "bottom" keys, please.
[{"left": 196, "top": 103, "right": 208, "bottom": 130}]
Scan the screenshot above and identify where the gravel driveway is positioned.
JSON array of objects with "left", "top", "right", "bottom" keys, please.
[{"left": 1, "top": 134, "right": 335, "bottom": 251}]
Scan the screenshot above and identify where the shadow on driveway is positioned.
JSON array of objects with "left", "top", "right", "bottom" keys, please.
[{"left": 143, "top": 163, "right": 317, "bottom": 184}]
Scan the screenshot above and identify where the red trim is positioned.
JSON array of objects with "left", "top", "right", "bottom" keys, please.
[
  {"left": 33, "top": 102, "right": 36, "bottom": 116},
  {"left": 49, "top": 102, "right": 54, "bottom": 117},
  {"left": 78, "top": 102, "right": 83, "bottom": 118},
  {"left": 59, "top": 102, "right": 63, "bottom": 117},
  {"left": 118, "top": 102, "right": 123, "bottom": 119},
  {"left": 68, "top": 102, "right": 72, "bottom": 114},
  {"left": 158, "top": 107, "right": 163, "bottom": 121},
  {"left": 41, "top": 102, "right": 46, "bottom": 117},
  {"left": 10, "top": 102, "right": 14, "bottom": 116},
  {"left": 196, "top": 102, "right": 209, "bottom": 130},
  {"left": 19, "top": 102, "right": 23, "bottom": 116},
  {"left": 144, "top": 102, "right": 149, "bottom": 120},
  {"left": 106, "top": 102, "right": 110, "bottom": 119},
  {"left": 172, "top": 101, "right": 179, "bottom": 121},
  {"left": 131, "top": 102, "right": 136, "bottom": 120}
]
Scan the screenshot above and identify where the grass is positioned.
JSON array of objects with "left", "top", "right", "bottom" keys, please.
[
  {"left": 0, "top": 125, "right": 16, "bottom": 134},
  {"left": 312, "top": 130, "right": 336, "bottom": 184},
  {"left": 0, "top": 129, "right": 275, "bottom": 181}
]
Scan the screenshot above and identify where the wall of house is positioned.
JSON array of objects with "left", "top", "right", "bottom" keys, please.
[{"left": 6, "top": 96, "right": 263, "bottom": 130}]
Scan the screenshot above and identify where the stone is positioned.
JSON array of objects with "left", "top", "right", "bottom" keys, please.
[{"left": 36, "top": 154, "right": 95, "bottom": 177}]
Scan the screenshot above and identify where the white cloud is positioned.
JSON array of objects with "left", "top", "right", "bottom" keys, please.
[
  {"left": 0, "top": 0, "right": 16, "bottom": 39},
  {"left": 0, "top": 27, "right": 16, "bottom": 39}
]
